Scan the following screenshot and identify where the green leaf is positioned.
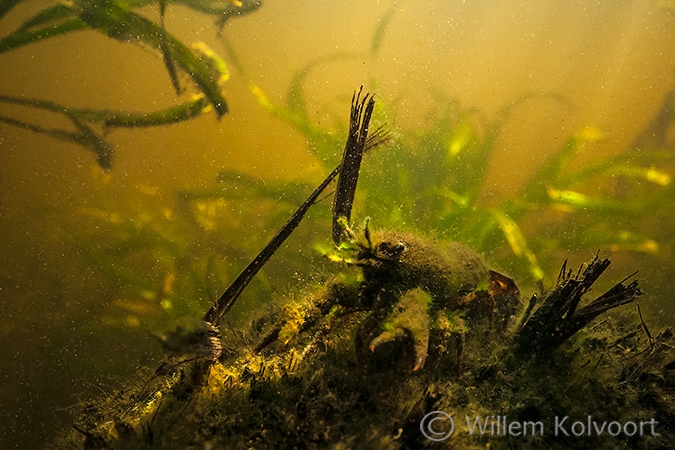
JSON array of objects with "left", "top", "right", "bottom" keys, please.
[
  {"left": 519, "top": 126, "right": 605, "bottom": 203},
  {"left": 0, "top": 0, "right": 24, "bottom": 21},
  {"left": 104, "top": 98, "right": 210, "bottom": 127},
  {"left": 370, "top": 1, "right": 397, "bottom": 58},
  {"left": 0, "top": 93, "right": 210, "bottom": 127},
  {"left": 490, "top": 208, "right": 544, "bottom": 281},
  {"left": 0, "top": 18, "right": 87, "bottom": 53},
  {"left": 546, "top": 187, "right": 639, "bottom": 214},
  {"left": 560, "top": 153, "right": 672, "bottom": 188},
  {"left": 15, "top": 4, "right": 74, "bottom": 33}
]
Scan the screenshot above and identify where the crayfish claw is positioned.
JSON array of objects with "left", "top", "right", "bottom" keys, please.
[{"left": 368, "top": 288, "right": 432, "bottom": 371}]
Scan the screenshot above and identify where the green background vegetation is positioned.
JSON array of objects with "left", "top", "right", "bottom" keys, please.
[{"left": 1, "top": 0, "right": 674, "bottom": 448}]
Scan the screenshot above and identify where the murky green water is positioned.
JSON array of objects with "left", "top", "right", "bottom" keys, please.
[{"left": 1, "top": 0, "right": 674, "bottom": 447}]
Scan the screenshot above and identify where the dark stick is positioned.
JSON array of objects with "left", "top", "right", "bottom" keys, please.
[{"left": 203, "top": 163, "right": 341, "bottom": 325}]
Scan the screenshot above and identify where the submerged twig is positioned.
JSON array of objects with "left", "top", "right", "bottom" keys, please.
[
  {"left": 202, "top": 162, "right": 342, "bottom": 325},
  {"left": 516, "top": 253, "right": 641, "bottom": 357}
]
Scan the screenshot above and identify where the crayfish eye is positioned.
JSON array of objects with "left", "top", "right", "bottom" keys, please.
[
  {"left": 377, "top": 241, "right": 407, "bottom": 259},
  {"left": 392, "top": 242, "right": 407, "bottom": 253}
]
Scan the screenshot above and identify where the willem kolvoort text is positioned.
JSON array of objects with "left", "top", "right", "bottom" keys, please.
[{"left": 464, "top": 415, "right": 659, "bottom": 437}]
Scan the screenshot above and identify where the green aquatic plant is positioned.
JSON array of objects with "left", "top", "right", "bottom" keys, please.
[
  {"left": 27, "top": 6, "right": 674, "bottom": 446},
  {"left": 55, "top": 168, "right": 324, "bottom": 334},
  {"left": 0, "top": 0, "right": 262, "bottom": 168}
]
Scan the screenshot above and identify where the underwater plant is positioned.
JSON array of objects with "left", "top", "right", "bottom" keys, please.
[{"left": 0, "top": 0, "right": 261, "bottom": 168}]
